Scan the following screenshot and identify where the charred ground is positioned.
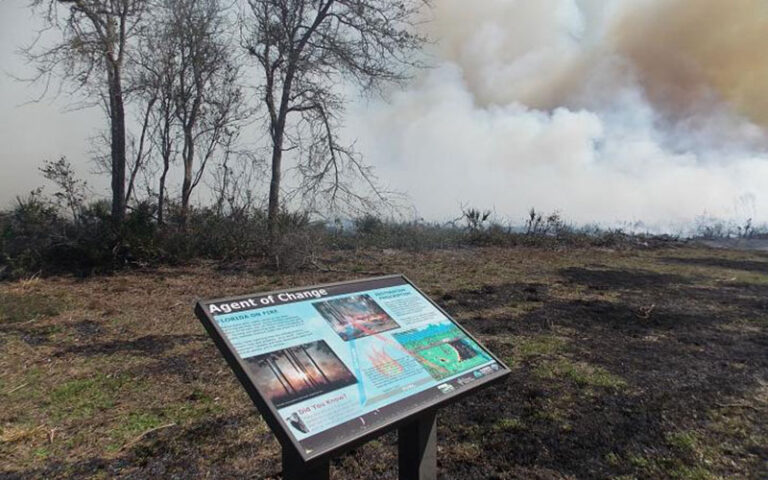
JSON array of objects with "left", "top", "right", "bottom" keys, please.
[{"left": 1, "top": 245, "right": 767, "bottom": 479}]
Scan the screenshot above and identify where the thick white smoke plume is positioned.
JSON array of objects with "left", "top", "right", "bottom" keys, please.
[{"left": 349, "top": 0, "right": 768, "bottom": 230}]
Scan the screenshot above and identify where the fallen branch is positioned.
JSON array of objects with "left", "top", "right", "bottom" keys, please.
[
  {"left": 3, "top": 383, "right": 28, "bottom": 395},
  {"left": 120, "top": 423, "right": 176, "bottom": 451}
]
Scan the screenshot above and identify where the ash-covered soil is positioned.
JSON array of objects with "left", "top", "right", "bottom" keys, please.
[{"left": 1, "top": 246, "right": 766, "bottom": 479}]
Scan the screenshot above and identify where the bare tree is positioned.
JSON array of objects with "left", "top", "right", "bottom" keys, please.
[
  {"left": 151, "top": 69, "right": 177, "bottom": 226},
  {"left": 242, "top": 0, "right": 428, "bottom": 240},
  {"left": 134, "top": 0, "right": 248, "bottom": 226},
  {"left": 24, "top": 0, "right": 148, "bottom": 227},
  {"left": 165, "top": 0, "right": 247, "bottom": 225},
  {"left": 136, "top": 6, "right": 179, "bottom": 225}
]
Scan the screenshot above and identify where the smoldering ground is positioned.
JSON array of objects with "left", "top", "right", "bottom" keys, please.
[{"left": 350, "top": 0, "right": 768, "bottom": 229}]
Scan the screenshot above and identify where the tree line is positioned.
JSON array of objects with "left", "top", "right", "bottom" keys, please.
[{"left": 23, "top": 0, "right": 427, "bottom": 243}]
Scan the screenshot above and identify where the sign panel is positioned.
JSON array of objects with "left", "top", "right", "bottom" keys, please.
[{"left": 195, "top": 275, "right": 509, "bottom": 461}]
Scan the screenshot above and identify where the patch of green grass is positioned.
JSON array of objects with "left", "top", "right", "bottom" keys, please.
[
  {"left": 107, "top": 412, "right": 166, "bottom": 451},
  {"left": 669, "top": 465, "right": 716, "bottom": 480},
  {"left": 666, "top": 431, "right": 699, "bottom": 452},
  {"left": 626, "top": 448, "right": 717, "bottom": 480},
  {"left": 604, "top": 451, "right": 621, "bottom": 466},
  {"left": 503, "top": 335, "right": 567, "bottom": 366},
  {"left": 493, "top": 417, "right": 523, "bottom": 432},
  {"left": 628, "top": 454, "right": 650, "bottom": 469},
  {"left": 534, "top": 358, "right": 627, "bottom": 389},
  {"left": 533, "top": 400, "right": 570, "bottom": 424},
  {"left": 161, "top": 394, "right": 225, "bottom": 426},
  {"left": 33, "top": 447, "right": 51, "bottom": 459},
  {"left": 0, "top": 292, "right": 63, "bottom": 323},
  {"left": 734, "top": 271, "right": 768, "bottom": 285},
  {"left": 122, "top": 412, "right": 165, "bottom": 434},
  {"left": 49, "top": 374, "right": 133, "bottom": 421},
  {"left": 518, "top": 336, "right": 566, "bottom": 357}
]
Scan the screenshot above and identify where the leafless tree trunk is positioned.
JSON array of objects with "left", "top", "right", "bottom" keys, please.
[
  {"left": 107, "top": 63, "right": 127, "bottom": 223},
  {"left": 125, "top": 92, "right": 156, "bottom": 205},
  {"left": 156, "top": 108, "right": 174, "bottom": 225},
  {"left": 140, "top": 38, "right": 177, "bottom": 226},
  {"left": 25, "top": 0, "right": 148, "bottom": 228}
]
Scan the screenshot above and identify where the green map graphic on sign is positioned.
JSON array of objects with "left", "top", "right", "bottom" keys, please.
[{"left": 393, "top": 323, "right": 492, "bottom": 381}]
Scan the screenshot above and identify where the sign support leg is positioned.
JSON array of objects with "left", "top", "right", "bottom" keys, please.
[
  {"left": 282, "top": 448, "right": 329, "bottom": 480},
  {"left": 398, "top": 410, "right": 437, "bottom": 480}
]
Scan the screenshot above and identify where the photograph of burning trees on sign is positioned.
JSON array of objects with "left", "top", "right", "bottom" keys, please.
[
  {"left": 313, "top": 294, "right": 400, "bottom": 341},
  {"left": 244, "top": 340, "right": 357, "bottom": 409}
]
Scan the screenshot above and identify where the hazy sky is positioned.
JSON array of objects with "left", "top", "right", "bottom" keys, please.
[
  {"left": 2, "top": 0, "right": 768, "bottom": 230},
  {"left": 0, "top": 1, "right": 107, "bottom": 204}
]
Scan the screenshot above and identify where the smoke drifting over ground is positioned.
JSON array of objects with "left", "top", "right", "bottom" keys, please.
[{"left": 351, "top": 0, "right": 768, "bottom": 229}]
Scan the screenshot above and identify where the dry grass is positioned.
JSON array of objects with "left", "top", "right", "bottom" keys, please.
[{"left": 1, "top": 245, "right": 767, "bottom": 479}]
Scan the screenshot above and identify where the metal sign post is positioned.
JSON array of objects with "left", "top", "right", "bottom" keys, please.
[
  {"left": 281, "top": 410, "right": 438, "bottom": 480},
  {"left": 398, "top": 410, "right": 437, "bottom": 480},
  {"left": 282, "top": 449, "right": 330, "bottom": 480},
  {"left": 195, "top": 275, "right": 509, "bottom": 479}
]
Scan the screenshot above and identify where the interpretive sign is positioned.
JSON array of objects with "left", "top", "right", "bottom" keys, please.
[{"left": 194, "top": 275, "right": 509, "bottom": 476}]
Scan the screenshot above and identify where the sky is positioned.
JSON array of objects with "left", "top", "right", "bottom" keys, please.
[
  {"left": 2, "top": 0, "right": 768, "bottom": 231},
  {"left": 0, "top": 1, "right": 107, "bottom": 200}
]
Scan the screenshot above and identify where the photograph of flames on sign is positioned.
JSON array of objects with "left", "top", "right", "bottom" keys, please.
[
  {"left": 244, "top": 340, "right": 357, "bottom": 409},
  {"left": 312, "top": 294, "right": 399, "bottom": 341},
  {"left": 393, "top": 323, "right": 492, "bottom": 381}
]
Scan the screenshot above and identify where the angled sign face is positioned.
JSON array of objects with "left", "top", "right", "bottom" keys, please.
[{"left": 195, "top": 275, "right": 509, "bottom": 462}]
